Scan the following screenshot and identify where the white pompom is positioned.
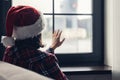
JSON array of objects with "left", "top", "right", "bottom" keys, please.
[{"left": 1, "top": 36, "right": 15, "bottom": 47}]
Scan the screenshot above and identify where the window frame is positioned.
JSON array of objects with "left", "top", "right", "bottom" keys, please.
[
  {"left": 46, "top": 0, "right": 104, "bottom": 67},
  {"left": 6, "top": 0, "right": 104, "bottom": 67}
]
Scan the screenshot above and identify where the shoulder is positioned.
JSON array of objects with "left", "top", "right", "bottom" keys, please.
[
  {"left": 4, "top": 46, "right": 16, "bottom": 54},
  {"left": 43, "top": 51, "right": 58, "bottom": 62},
  {"left": 35, "top": 50, "right": 58, "bottom": 63},
  {"left": 26, "top": 50, "right": 57, "bottom": 64}
]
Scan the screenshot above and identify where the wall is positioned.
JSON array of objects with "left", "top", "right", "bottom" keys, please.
[
  {"left": 0, "top": 0, "right": 11, "bottom": 60},
  {"left": 105, "top": 0, "right": 120, "bottom": 80},
  {"left": 0, "top": 0, "right": 4, "bottom": 60}
]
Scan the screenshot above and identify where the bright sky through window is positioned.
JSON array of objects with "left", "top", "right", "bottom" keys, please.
[{"left": 13, "top": 0, "right": 93, "bottom": 53}]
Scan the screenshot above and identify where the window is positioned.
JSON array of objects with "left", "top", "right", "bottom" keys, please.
[{"left": 11, "top": 0, "right": 104, "bottom": 66}]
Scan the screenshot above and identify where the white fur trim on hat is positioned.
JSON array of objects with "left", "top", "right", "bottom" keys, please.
[
  {"left": 1, "top": 36, "right": 15, "bottom": 47},
  {"left": 12, "top": 15, "right": 45, "bottom": 40}
]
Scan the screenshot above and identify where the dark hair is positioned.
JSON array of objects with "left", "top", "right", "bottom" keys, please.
[
  {"left": 38, "top": 34, "right": 44, "bottom": 48},
  {"left": 15, "top": 34, "right": 44, "bottom": 50}
]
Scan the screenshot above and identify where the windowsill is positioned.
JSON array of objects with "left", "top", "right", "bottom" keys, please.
[{"left": 61, "top": 66, "right": 112, "bottom": 75}]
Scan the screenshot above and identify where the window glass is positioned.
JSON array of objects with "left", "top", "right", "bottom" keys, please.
[
  {"left": 54, "top": 15, "right": 92, "bottom": 53},
  {"left": 12, "top": 0, "right": 52, "bottom": 13},
  {"left": 12, "top": 0, "right": 93, "bottom": 53},
  {"left": 41, "top": 15, "right": 53, "bottom": 51},
  {"left": 55, "top": 0, "right": 92, "bottom": 14}
]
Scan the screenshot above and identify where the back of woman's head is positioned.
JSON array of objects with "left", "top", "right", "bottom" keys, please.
[{"left": 1, "top": 5, "right": 45, "bottom": 47}]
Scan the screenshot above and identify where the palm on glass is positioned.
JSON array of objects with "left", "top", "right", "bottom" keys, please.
[{"left": 50, "top": 30, "right": 65, "bottom": 50}]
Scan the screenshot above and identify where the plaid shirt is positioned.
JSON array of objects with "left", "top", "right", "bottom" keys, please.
[{"left": 3, "top": 46, "right": 68, "bottom": 80}]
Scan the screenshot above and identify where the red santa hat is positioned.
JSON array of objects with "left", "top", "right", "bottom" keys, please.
[{"left": 1, "top": 5, "right": 45, "bottom": 47}]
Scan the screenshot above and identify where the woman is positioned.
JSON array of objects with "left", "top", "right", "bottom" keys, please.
[{"left": 1, "top": 5, "right": 68, "bottom": 80}]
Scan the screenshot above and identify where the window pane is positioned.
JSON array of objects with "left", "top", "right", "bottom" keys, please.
[
  {"left": 55, "top": 0, "right": 92, "bottom": 14},
  {"left": 12, "top": 0, "right": 52, "bottom": 13},
  {"left": 40, "top": 15, "right": 53, "bottom": 51},
  {"left": 55, "top": 15, "right": 92, "bottom": 53}
]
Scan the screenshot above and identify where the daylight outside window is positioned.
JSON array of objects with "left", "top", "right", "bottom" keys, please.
[{"left": 12, "top": 0, "right": 93, "bottom": 54}]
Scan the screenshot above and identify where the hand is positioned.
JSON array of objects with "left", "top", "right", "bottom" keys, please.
[{"left": 50, "top": 30, "right": 65, "bottom": 50}]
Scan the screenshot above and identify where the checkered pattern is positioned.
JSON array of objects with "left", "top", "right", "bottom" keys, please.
[{"left": 3, "top": 46, "right": 68, "bottom": 80}]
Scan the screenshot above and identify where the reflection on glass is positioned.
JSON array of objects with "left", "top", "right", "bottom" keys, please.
[
  {"left": 55, "top": 0, "right": 92, "bottom": 14},
  {"left": 12, "top": 0, "right": 52, "bottom": 13},
  {"left": 55, "top": 15, "right": 92, "bottom": 53}
]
